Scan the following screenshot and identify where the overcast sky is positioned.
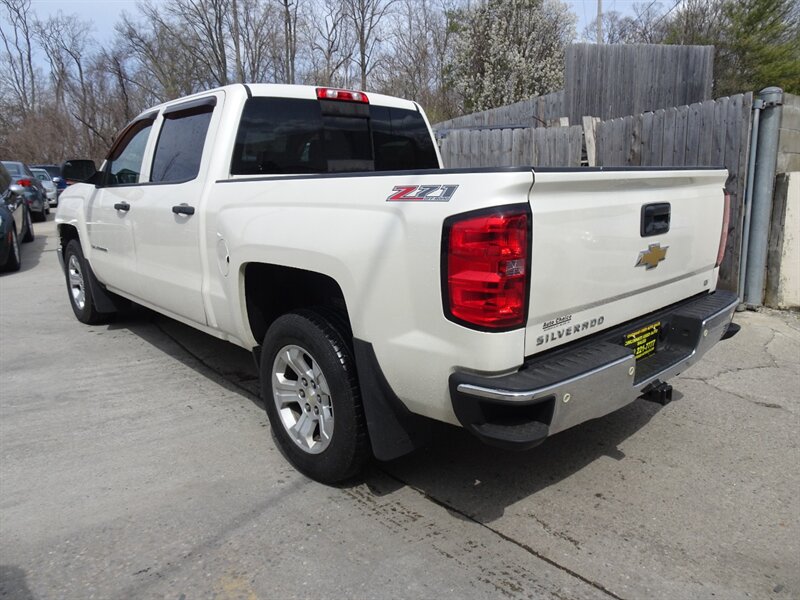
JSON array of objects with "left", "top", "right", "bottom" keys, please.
[{"left": 28, "top": 0, "right": 634, "bottom": 49}]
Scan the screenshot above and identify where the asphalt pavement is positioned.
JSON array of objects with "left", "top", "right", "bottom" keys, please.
[{"left": 1, "top": 217, "right": 798, "bottom": 599}]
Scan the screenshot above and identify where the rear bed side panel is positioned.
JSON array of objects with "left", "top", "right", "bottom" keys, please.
[
  {"left": 207, "top": 170, "right": 535, "bottom": 424},
  {"left": 525, "top": 169, "right": 728, "bottom": 356}
]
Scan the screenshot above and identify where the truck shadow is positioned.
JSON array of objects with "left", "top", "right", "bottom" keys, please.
[
  {"left": 0, "top": 565, "right": 35, "bottom": 600},
  {"left": 112, "top": 305, "right": 666, "bottom": 523},
  {"left": 108, "top": 305, "right": 263, "bottom": 407},
  {"left": 375, "top": 398, "right": 664, "bottom": 522}
]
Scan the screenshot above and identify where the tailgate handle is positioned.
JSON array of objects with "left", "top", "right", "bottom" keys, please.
[{"left": 641, "top": 203, "right": 670, "bottom": 237}]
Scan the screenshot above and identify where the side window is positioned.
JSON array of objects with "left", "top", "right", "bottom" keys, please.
[
  {"left": 231, "top": 98, "right": 324, "bottom": 175},
  {"left": 106, "top": 120, "right": 154, "bottom": 185},
  {"left": 151, "top": 106, "right": 213, "bottom": 183}
]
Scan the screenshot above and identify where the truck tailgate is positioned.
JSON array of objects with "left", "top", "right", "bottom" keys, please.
[{"left": 525, "top": 168, "right": 728, "bottom": 357}]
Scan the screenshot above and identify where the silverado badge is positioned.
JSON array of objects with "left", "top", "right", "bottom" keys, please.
[{"left": 635, "top": 243, "right": 668, "bottom": 270}]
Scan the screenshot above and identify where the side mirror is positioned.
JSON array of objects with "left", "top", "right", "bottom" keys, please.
[
  {"left": 61, "top": 159, "right": 97, "bottom": 183},
  {"left": 52, "top": 177, "right": 62, "bottom": 183},
  {"left": 8, "top": 184, "right": 24, "bottom": 196}
]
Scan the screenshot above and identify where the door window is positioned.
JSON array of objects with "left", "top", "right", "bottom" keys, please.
[
  {"left": 150, "top": 105, "right": 214, "bottom": 183},
  {"left": 105, "top": 120, "right": 154, "bottom": 185}
]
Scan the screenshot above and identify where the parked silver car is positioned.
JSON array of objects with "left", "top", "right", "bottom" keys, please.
[{"left": 30, "top": 167, "right": 58, "bottom": 207}]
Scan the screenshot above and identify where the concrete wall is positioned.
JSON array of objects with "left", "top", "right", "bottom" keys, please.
[
  {"left": 766, "top": 172, "right": 800, "bottom": 309},
  {"left": 777, "top": 93, "right": 800, "bottom": 174}
]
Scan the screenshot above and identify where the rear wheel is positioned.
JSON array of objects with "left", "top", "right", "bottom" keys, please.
[
  {"left": 64, "top": 239, "right": 111, "bottom": 324},
  {"left": 3, "top": 226, "right": 21, "bottom": 272},
  {"left": 261, "top": 309, "right": 370, "bottom": 483}
]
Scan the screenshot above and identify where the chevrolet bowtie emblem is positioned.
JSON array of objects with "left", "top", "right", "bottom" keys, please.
[{"left": 635, "top": 243, "right": 668, "bottom": 270}]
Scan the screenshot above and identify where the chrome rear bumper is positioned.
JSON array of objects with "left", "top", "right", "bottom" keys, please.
[{"left": 449, "top": 291, "right": 739, "bottom": 450}]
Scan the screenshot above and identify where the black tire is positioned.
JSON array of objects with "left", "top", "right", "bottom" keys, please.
[
  {"left": 3, "top": 226, "right": 21, "bottom": 272},
  {"left": 21, "top": 208, "right": 34, "bottom": 243},
  {"left": 261, "top": 309, "right": 370, "bottom": 484},
  {"left": 63, "top": 239, "right": 111, "bottom": 324},
  {"left": 32, "top": 209, "right": 45, "bottom": 223}
]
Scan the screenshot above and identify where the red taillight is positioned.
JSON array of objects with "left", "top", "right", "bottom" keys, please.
[
  {"left": 316, "top": 87, "right": 369, "bottom": 103},
  {"left": 444, "top": 207, "right": 530, "bottom": 330},
  {"left": 716, "top": 192, "right": 731, "bottom": 267},
  {"left": 17, "top": 178, "right": 32, "bottom": 187}
]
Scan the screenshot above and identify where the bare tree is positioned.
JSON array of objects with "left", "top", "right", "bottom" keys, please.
[
  {"left": 303, "top": 0, "right": 354, "bottom": 85},
  {"left": 115, "top": 9, "right": 207, "bottom": 100},
  {"left": 581, "top": 10, "right": 641, "bottom": 43},
  {"left": 0, "top": 0, "right": 39, "bottom": 115},
  {"left": 344, "top": 0, "right": 395, "bottom": 90},
  {"left": 375, "top": 0, "right": 459, "bottom": 120},
  {"left": 237, "top": 0, "right": 282, "bottom": 82},
  {"left": 276, "top": 0, "right": 301, "bottom": 84},
  {"left": 164, "top": 0, "right": 231, "bottom": 86}
]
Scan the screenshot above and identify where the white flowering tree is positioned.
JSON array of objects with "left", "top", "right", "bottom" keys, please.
[{"left": 450, "top": 0, "right": 575, "bottom": 113}]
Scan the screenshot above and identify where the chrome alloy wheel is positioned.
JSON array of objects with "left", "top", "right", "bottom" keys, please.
[
  {"left": 67, "top": 253, "right": 86, "bottom": 310},
  {"left": 272, "top": 344, "right": 334, "bottom": 454}
]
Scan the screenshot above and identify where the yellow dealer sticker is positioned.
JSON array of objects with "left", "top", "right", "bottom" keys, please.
[{"left": 624, "top": 322, "right": 661, "bottom": 360}]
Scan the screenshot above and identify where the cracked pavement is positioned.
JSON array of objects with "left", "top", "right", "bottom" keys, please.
[{"left": 1, "top": 219, "right": 798, "bottom": 599}]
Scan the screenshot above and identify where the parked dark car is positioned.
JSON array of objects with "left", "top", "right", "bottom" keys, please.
[
  {"left": 0, "top": 163, "right": 35, "bottom": 272},
  {"left": 1, "top": 160, "right": 49, "bottom": 221},
  {"left": 31, "top": 163, "right": 67, "bottom": 194}
]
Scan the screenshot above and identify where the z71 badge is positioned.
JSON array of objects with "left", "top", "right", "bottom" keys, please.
[{"left": 386, "top": 184, "right": 458, "bottom": 202}]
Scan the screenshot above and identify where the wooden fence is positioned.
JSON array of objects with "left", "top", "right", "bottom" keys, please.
[
  {"left": 438, "top": 125, "right": 583, "bottom": 167},
  {"left": 434, "top": 91, "right": 564, "bottom": 130},
  {"left": 434, "top": 44, "right": 714, "bottom": 132},
  {"left": 564, "top": 44, "right": 714, "bottom": 124}
]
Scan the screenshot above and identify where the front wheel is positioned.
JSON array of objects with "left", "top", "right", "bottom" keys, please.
[
  {"left": 63, "top": 239, "right": 112, "bottom": 324},
  {"left": 261, "top": 310, "right": 370, "bottom": 483},
  {"left": 3, "top": 226, "right": 21, "bottom": 272},
  {"left": 21, "top": 209, "right": 33, "bottom": 243}
]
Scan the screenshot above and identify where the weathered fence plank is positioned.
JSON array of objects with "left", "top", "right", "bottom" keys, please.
[
  {"left": 564, "top": 44, "right": 714, "bottom": 123},
  {"left": 662, "top": 107, "right": 677, "bottom": 166}
]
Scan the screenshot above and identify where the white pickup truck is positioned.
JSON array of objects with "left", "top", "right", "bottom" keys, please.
[{"left": 56, "top": 84, "right": 738, "bottom": 482}]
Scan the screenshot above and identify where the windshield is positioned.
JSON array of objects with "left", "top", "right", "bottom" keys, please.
[{"left": 32, "top": 169, "right": 50, "bottom": 181}]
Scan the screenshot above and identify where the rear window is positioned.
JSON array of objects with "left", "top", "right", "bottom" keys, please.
[
  {"left": 2, "top": 162, "right": 22, "bottom": 176},
  {"left": 231, "top": 97, "right": 438, "bottom": 175}
]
